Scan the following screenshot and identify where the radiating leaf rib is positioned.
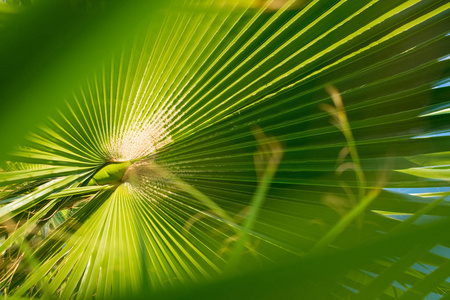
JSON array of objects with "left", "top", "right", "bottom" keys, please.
[
  {"left": 399, "top": 260, "right": 450, "bottom": 300},
  {"left": 47, "top": 185, "right": 111, "bottom": 199},
  {"left": 14, "top": 190, "right": 114, "bottom": 296},
  {"left": 0, "top": 166, "right": 91, "bottom": 187},
  {"left": 0, "top": 198, "right": 59, "bottom": 255},
  {"left": 0, "top": 172, "right": 91, "bottom": 224},
  {"left": 398, "top": 166, "right": 450, "bottom": 181},
  {"left": 355, "top": 244, "right": 433, "bottom": 300}
]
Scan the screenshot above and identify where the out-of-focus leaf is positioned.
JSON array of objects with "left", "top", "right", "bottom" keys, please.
[{"left": 0, "top": 0, "right": 169, "bottom": 159}]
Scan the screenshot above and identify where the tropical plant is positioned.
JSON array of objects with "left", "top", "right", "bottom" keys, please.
[{"left": 0, "top": 0, "right": 449, "bottom": 299}]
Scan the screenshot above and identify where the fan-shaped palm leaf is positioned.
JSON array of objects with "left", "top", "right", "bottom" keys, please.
[{"left": 0, "top": 0, "right": 449, "bottom": 299}]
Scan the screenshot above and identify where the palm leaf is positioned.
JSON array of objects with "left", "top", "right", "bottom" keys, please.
[{"left": 0, "top": 0, "right": 449, "bottom": 299}]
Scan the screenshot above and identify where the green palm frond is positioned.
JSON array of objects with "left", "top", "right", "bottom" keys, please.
[{"left": 0, "top": 0, "right": 449, "bottom": 299}]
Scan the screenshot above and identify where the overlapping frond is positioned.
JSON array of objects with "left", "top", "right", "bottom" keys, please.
[{"left": 0, "top": 0, "right": 449, "bottom": 298}]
